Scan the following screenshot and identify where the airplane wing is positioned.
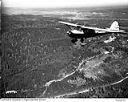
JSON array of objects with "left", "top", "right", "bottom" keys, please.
[
  {"left": 59, "top": 21, "right": 105, "bottom": 31},
  {"left": 81, "top": 26, "right": 104, "bottom": 31},
  {"left": 80, "top": 21, "right": 127, "bottom": 34},
  {"left": 59, "top": 21, "right": 81, "bottom": 28},
  {"left": 81, "top": 26, "right": 126, "bottom": 34}
]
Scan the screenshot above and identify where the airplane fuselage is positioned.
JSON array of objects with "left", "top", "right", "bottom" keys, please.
[
  {"left": 67, "top": 29, "right": 126, "bottom": 39},
  {"left": 67, "top": 29, "right": 102, "bottom": 39},
  {"left": 67, "top": 30, "right": 84, "bottom": 38}
]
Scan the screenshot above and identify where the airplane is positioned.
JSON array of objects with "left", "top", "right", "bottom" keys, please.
[{"left": 59, "top": 21, "right": 126, "bottom": 45}]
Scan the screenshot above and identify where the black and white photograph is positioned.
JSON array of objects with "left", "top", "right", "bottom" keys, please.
[{"left": 1, "top": 0, "right": 128, "bottom": 100}]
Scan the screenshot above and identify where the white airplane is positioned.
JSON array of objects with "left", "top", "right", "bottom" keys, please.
[{"left": 59, "top": 21, "right": 126, "bottom": 44}]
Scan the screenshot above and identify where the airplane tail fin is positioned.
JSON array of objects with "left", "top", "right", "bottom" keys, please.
[{"left": 110, "top": 21, "right": 119, "bottom": 31}]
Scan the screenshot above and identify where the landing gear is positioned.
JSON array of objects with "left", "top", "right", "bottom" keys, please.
[
  {"left": 71, "top": 38, "right": 77, "bottom": 43},
  {"left": 72, "top": 38, "right": 86, "bottom": 47}
]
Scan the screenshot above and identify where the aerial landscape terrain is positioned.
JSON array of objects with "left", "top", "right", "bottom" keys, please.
[{"left": 1, "top": 6, "right": 128, "bottom": 98}]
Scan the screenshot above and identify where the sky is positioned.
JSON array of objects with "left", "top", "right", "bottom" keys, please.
[{"left": 3, "top": 0, "right": 128, "bottom": 8}]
